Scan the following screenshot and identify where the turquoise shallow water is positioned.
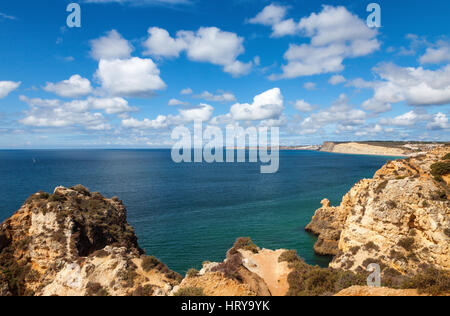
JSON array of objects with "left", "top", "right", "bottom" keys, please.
[{"left": 0, "top": 150, "right": 398, "bottom": 274}]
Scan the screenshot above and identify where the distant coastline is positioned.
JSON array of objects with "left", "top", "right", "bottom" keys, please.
[{"left": 229, "top": 141, "right": 449, "bottom": 157}]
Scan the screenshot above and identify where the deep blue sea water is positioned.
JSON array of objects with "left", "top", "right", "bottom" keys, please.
[{"left": 0, "top": 150, "right": 398, "bottom": 274}]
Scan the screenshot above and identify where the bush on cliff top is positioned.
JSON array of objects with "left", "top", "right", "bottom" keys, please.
[
  {"left": 86, "top": 282, "right": 109, "bottom": 296},
  {"left": 402, "top": 268, "right": 450, "bottom": 296},
  {"left": 442, "top": 153, "right": 450, "bottom": 160},
  {"left": 430, "top": 162, "right": 450, "bottom": 181},
  {"left": 186, "top": 268, "right": 199, "bottom": 278},
  {"left": 228, "top": 237, "right": 259, "bottom": 256},
  {"left": 141, "top": 256, "right": 160, "bottom": 272},
  {"left": 70, "top": 184, "right": 91, "bottom": 196},
  {"left": 279, "top": 251, "right": 366, "bottom": 296}
]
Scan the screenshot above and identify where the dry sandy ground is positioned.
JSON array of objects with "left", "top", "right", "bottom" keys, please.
[
  {"left": 240, "top": 249, "right": 291, "bottom": 296},
  {"left": 335, "top": 286, "right": 426, "bottom": 296}
]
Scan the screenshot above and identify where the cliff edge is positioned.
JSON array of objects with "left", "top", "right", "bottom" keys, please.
[
  {"left": 0, "top": 185, "right": 181, "bottom": 296},
  {"left": 307, "top": 146, "right": 450, "bottom": 280}
]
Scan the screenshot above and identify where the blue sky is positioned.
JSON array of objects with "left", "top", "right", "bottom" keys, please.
[{"left": 0, "top": 0, "right": 449, "bottom": 148}]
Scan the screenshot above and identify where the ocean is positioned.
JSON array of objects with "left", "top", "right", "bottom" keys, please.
[{"left": 0, "top": 149, "right": 397, "bottom": 274}]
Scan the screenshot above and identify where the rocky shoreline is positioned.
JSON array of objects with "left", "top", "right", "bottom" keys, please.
[
  {"left": 306, "top": 146, "right": 450, "bottom": 276},
  {"left": 0, "top": 146, "right": 449, "bottom": 296}
]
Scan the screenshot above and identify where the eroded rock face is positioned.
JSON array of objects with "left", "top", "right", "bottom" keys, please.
[
  {"left": 306, "top": 147, "right": 450, "bottom": 276},
  {"left": 305, "top": 199, "right": 343, "bottom": 256},
  {"left": 173, "top": 238, "right": 292, "bottom": 297},
  {"left": 0, "top": 186, "right": 181, "bottom": 296}
]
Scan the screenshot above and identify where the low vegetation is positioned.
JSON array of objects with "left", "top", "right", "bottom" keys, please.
[
  {"left": 401, "top": 267, "right": 450, "bottom": 296},
  {"left": 86, "top": 282, "right": 109, "bottom": 296},
  {"left": 279, "top": 250, "right": 366, "bottom": 296},
  {"left": 398, "top": 237, "right": 416, "bottom": 251},
  {"left": 141, "top": 256, "right": 160, "bottom": 272},
  {"left": 211, "top": 251, "right": 243, "bottom": 282},
  {"left": 132, "top": 284, "right": 155, "bottom": 296},
  {"left": 279, "top": 249, "right": 450, "bottom": 296},
  {"left": 228, "top": 237, "right": 259, "bottom": 256},
  {"left": 186, "top": 268, "right": 199, "bottom": 278},
  {"left": 364, "top": 241, "right": 380, "bottom": 252},
  {"left": 174, "top": 287, "right": 205, "bottom": 296},
  {"left": 430, "top": 162, "right": 450, "bottom": 182},
  {"left": 140, "top": 255, "right": 182, "bottom": 282}
]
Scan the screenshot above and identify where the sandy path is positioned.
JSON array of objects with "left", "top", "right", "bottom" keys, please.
[{"left": 240, "top": 249, "right": 291, "bottom": 296}]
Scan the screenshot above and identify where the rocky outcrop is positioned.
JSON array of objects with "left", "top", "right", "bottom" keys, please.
[
  {"left": 0, "top": 185, "right": 181, "bottom": 296},
  {"left": 305, "top": 199, "right": 344, "bottom": 256},
  {"left": 307, "top": 146, "right": 450, "bottom": 277},
  {"left": 172, "top": 238, "right": 292, "bottom": 297}
]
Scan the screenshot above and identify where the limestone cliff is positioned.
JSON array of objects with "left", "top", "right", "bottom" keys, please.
[
  {"left": 319, "top": 141, "right": 446, "bottom": 157},
  {"left": 307, "top": 146, "right": 450, "bottom": 277},
  {"left": 172, "top": 238, "right": 292, "bottom": 297},
  {"left": 0, "top": 185, "right": 181, "bottom": 296}
]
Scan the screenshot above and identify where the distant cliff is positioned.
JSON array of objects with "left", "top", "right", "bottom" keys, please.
[
  {"left": 307, "top": 146, "right": 450, "bottom": 281},
  {"left": 320, "top": 142, "right": 411, "bottom": 156}
]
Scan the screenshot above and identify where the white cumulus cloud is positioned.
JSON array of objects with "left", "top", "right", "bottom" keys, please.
[
  {"left": 95, "top": 57, "right": 166, "bottom": 97},
  {"left": 359, "top": 63, "right": 450, "bottom": 113},
  {"left": 197, "top": 91, "right": 236, "bottom": 103},
  {"left": 262, "top": 5, "right": 379, "bottom": 79},
  {"left": 329, "top": 75, "right": 346, "bottom": 85},
  {"left": 143, "top": 27, "right": 252, "bottom": 77},
  {"left": 229, "top": 88, "right": 284, "bottom": 121},
  {"left": 44, "top": 75, "right": 93, "bottom": 98},
  {"left": 90, "top": 30, "right": 134, "bottom": 61},
  {"left": 0, "top": 81, "right": 21, "bottom": 98},
  {"left": 420, "top": 41, "right": 450, "bottom": 64}
]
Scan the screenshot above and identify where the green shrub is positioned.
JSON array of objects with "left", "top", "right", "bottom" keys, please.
[
  {"left": 279, "top": 250, "right": 300, "bottom": 263},
  {"left": 398, "top": 237, "right": 415, "bottom": 251},
  {"left": 228, "top": 238, "right": 259, "bottom": 256},
  {"left": 389, "top": 249, "right": 407, "bottom": 262},
  {"left": 282, "top": 252, "right": 366, "bottom": 296},
  {"left": 402, "top": 268, "right": 450, "bottom": 296},
  {"left": 364, "top": 242, "right": 380, "bottom": 252},
  {"left": 48, "top": 193, "right": 67, "bottom": 203},
  {"left": 349, "top": 246, "right": 361, "bottom": 255},
  {"left": 386, "top": 200, "right": 397, "bottom": 209},
  {"left": 174, "top": 287, "right": 205, "bottom": 296},
  {"left": 86, "top": 282, "right": 109, "bottom": 296},
  {"left": 430, "top": 162, "right": 450, "bottom": 181},
  {"left": 211, "top": 253, "right": 243, "bottom": 282},
  {"left": 141, "top": 256, "right": 160, "bottom": 272},
  {"left": 166, "top": 270, "right": 183, "bottom": 282},
  {"left": 442, "top": 153, "right": 450, "bottom": 160},
  {"left": 186, "top": 268, "right": 199, "bottom": 278},
  {"left": 70, "top": 185, "right": 91, "bottom": 196},
  {"left": 119, "top": 269, "right": 138, "bottom": 288},
  {"left": 25, "top": 191, "right": 50, "bottom": 204},
  {"left": 132, "top": 284, "right": 155, "bottom": 296}
]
